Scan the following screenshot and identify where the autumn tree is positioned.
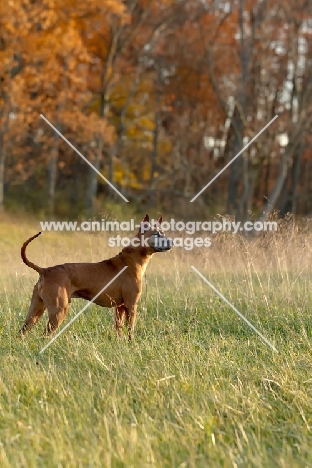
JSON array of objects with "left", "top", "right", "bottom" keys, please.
[{"left": 0, "top": 0, "right": 312, "bottom": 219}]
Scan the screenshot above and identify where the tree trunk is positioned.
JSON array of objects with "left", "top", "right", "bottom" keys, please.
[
  {"left": 290, "top": 142, "right": 303, "bottom": 213},
  {"left": 256, "top": 152, "right": 289, "bottom": 225},
  {"left": 48, "top": 62, "right": 68, "bottom": 216},
  {"left": 148, "top": 65, "right": 161, "bottom": 207},
  {"left": 108, "top": 143, "right": 115, "bottom": 200},
  {"left": 246, "top": 164, "right": 262, "bottom": 218},
  {"left": 48, "top": 132, "right": 60, "bottom": 216},
  {"left": 86, "top": 136, "right": 104, "bottom": 216},
  {"left": 237, "top": 153, "right": 249, "bottom": 221},
  {"left": 227, "top": 109, "right": 244, "bottom": 215},
  {"left": 87, "top": 88, "right": 107, "bottom": 210},
  {"left": 279, "top": 142, "right": 304, "bottom": 216}
]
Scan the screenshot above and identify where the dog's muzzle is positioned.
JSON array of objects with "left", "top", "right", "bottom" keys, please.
[{"left": 151, "top": 234, "right": 173, "bottom": 252}]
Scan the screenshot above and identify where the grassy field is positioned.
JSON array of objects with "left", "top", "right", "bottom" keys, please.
[{"left": 1, "top": 215, "right": 312, "bottom": 467}]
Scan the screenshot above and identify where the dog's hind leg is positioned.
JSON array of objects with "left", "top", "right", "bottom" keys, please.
[
  {"left": 42, "top": 286, "right": 69, "bottom": 335},
  {"left": 19, "top": 283, "right": 46, "bottom": 336},
  {"left": 115, "top": 305, "right": 126, "bottom": 338}
]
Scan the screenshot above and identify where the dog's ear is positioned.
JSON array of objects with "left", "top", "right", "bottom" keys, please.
[
  {"left": 140, "top": 214, "right": 150, "bottom": 234},
  {"left": 158, "top": 215, "right": 163, "bottom": 226}
]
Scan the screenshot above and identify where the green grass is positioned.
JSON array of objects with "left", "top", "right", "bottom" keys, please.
[{"left": 1, "top": 218, "right": 312, "bottom": 467}]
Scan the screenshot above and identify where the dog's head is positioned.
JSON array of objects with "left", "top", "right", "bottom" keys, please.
[{"left": 137, "top": 214, "right": 173, "bottom": 253}]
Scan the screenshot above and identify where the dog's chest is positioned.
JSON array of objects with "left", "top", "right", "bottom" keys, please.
[{"left": 71, "top": 289, "right": 123, "bottom": 308}]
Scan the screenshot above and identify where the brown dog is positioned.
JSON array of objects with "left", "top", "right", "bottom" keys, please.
[{"left": 20, "top": 214, "right": 172, "bottom": 340}]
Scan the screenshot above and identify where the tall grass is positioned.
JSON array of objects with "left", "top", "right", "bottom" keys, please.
[{"left": 0, "top": 215, "right": 312, "bottom": 467}]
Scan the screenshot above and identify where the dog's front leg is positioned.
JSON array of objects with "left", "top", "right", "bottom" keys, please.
[
  {"left": 123, "top": 290, "right": 141, "bottom": 341},
  {"left": 125, "top": 304, "right": 137, "bottom": 341},
  {"left": 115, "top": 305, "right": 126, "bottom": 338}
]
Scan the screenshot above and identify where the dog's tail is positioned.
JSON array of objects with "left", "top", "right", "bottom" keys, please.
[{"left": 21, "top": 232, "right": 44, "bottom": 274}]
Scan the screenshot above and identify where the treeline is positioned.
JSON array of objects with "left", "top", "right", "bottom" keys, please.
[{"left": 0, "top": 0, "right": 312, "bottom": 219}]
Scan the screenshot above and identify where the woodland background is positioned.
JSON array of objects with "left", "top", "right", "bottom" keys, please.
[{"left": 0, "top": 0, "right": 312, "bottom": 220}]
